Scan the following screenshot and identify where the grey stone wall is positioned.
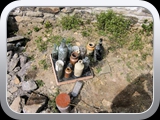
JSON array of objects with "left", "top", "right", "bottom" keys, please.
[{"left": 7, "top": 7, "right": 153, "bottom": 35}]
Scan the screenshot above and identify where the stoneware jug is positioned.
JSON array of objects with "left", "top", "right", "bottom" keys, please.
[
  {"left": 58, "top": 38, "right": 68, "bottom": 64},
  {"left": 74, "top": 60, "right": 84, "bottom": 77},
  {"left": 55, "top": 60, "right": 64, "bottom": 80},
  {"left": 86, "top": 42, "right": 95, "bottom": 55}
]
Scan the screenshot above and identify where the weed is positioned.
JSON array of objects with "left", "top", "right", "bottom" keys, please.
[
  {"left": 96, "top": 10, "right": 131, "bottom": 47},
  {"left": 32, "top": 65, "right": 37, "bottom": 70},
  {"left": 96, "top": 67, "right": 102, "bottom": 73},
  {"left": 44, "top": 21, "right": 52, "bottom": 29},
  {"left": 141, "top": 53, "right": 148, "bottom": 61},
  {"left": 39, "top": 59, "right": 48, "bottom": 70},
  {"left": 66, "top": 37, "right": 75, "bottom": 44},
  {"left": 35, "top": 79, "right": 45, "bottom": 87},
  {"left": 81, "top": 30, "right": 90, "bottom": 37},
  {"left": 35, "top": 36, "right": 48, "bottom": 52},
  {"left": 48, "top": 88, "right": 60, "bottom": 113},
  {"left": 28, "top": 55, "right": 34, "bottom": 61},
  {"left": 141, "top": 19, "right": 153, "bottom": 36},
  {"left": 126, "top": 73, "right": 131, "bottom": 82},
  {"left": 60, "top": 14, "right": 83, "bottom": 30},
  {"left": 126, "top": 61, "right": 132, "bottom": 69},
  {"left": 128, "top": 34, "right": 143, "bottom": 50},
  {"left": 33, "top": 26, "right": 41, "bottom": 32},
  {"left": 27, "top": 29, "right": 32, "bottom": 35}
]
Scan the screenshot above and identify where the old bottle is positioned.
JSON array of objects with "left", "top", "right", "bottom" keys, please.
[
  {"left": 66, "top": 43, "right": 72, "bottom": 59},
  {"left": 55, "top": 60, "right": 64, "bottom": 80},
  {"left": 86, "top": 42, "right": 95, "bottom": 55},
  {"left": 51, "top": 44, "right": 58, "bottom": 60},
  {"left": 70, "top": 51, "right": 79, "bottom": 65},
  {"left": 82, "top": 56, "right": 90, "bottom": 70},
  {"left": 58, "top": 38, "right": 68, "bottom": 64},
  {"left": 79, "top": 45, "right": 87, "bottom": 59},
  {"left": 74, "top": 60, "right": 84, "bottom": 77},
  {"left": 94, "top": 38, "right": 104, "bottom": 62},
  {"left": 64, "top": 67, "right": 72, "bottom": 79}
]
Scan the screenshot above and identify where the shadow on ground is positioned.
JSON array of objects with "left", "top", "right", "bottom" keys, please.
[{"left": 111, "top": 73, "right": 153, "bottom": 113}]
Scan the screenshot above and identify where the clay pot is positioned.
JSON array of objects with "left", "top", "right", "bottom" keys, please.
[
  {"left": 70, "top": 51, "right": 79, "bottom": 65},
  {"left": 55, "top": 93, "right": 71, "bottom": 113},
  {"left": 86, "top": 42, "right": 95, "bottom": 55},
  {"left": 64, "top": 67, "right": 72, "bottom": 79},
  {"left": 74, "top": 60, "right": 84, "bottom": 77}
]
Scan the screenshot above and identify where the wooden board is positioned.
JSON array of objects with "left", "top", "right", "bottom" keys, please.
[{"left": 50, "top": 54, "right": 94, "bottom": 86}]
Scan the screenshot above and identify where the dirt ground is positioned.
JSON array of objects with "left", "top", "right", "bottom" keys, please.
[{"left": 11, "top": 15, "right": 153, "bottom": 113}]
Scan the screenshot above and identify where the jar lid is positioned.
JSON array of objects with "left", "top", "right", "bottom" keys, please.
[{"left": 55, "top": 93, "right": 70, "bottom": 108}]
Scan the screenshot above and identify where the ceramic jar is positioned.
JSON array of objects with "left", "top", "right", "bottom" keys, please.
[
  {"left": 58, "top": 38, "right": 68, "bottom": 64},
  {"left": 74, "top": 60, "right": 84, "bottom": 77},
  {"left": 55, "top": 60, "right": 64, "bottom": 80},
  {"left": 70, "top": 51, "right": 79, "bottom": 65},
  {"left": 64, "top": 67, "right": 72, "bottom": 79},
  {"left": 55, "top": 93, "right": 71, "bottom": 113},
  {"left": 86, "top": 42, "right": 95, "bottom": 55}
]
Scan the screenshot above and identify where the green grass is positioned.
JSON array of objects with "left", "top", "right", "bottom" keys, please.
[
  {"left": 44, "top": 21, "right": 53, "bottom": 29},
  {"left": 128, "top": 34, "right": 143, "bottom": 50},
  {"left": 48, "top": 88, "right": 60, "bottom": 113},
  {"left": 39, "top": 59, "right": 48, "bottom": 70},
  {"left": 60, "top": 14, "right": 83, "bottom": 30},
  {"left": 35, "top": 36, "right": 48, "bottom": 52},
  {"left": 35, "top": 79, "right": 45, "bottom": 87},
  {"left": 33, "top": 26, "right": 41, "bottom": 32},
  {"left": 96, "top": 10, "right": 131, "bottom": 47}
]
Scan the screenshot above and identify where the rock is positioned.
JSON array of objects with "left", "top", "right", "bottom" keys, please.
[
  {"left": 101, "top": 99, "right": 113, "bottom": 112},
  {"left": 15, "top": 16, "right": 31, "bottom": 22},
  {"left": 7, "top": 91, "right": 12, "bottom": 97},
  {"left": 26, "top": 11, "right": 43, "bottom": 17},
  {"left": 61, "top": 7, "right": 75, "bottom": 13},
  {"left": 22, "top": 80, "right": 37, "bottom": 91},
  {"left": 7, "top": 43, "right": 15, "bottom": 51},
  {"left": 13, "top": 67, "right": 21, "bottom": 73},
  {"left": 98, "top": 59, "right": 111, "bottom": 75},
  {"left": 23, "top": 93, "right": 47, "bottom": 113},
  {"left": 19, "top": 55, "right": 28, "bottom": 68},
  {"left": 9, "top": 11, "right": 23, "bottom": 16},
  {"left": 8, "top": 87, "right": 18, "bottom": 94},
  {"left": 20, "top": 7, "right": 36, "bottom": 11},
  {"left": 39, "top": 7, "right": 60, "bottom": 14},
  {"left": 17, "top": 61, "right": 32, "bottom": 77},
  {"left": 10, "top": 97, "right": 21, "bottom": 113},
  {"left": 7, "top": 36, "right": 24, "bottom": 43},
  {"left": 7, "top": 74, "right": 12, "bottom": 81},
  {"left": 13, "top": 76, "right": 20, "bottom": 84},
  {"left": 132, "top": 91, "right": 141, "bottom": 97},
  {"left": 32, "top": 18, "right": 44, "bottom": 23},
  {"left": 8, "top": 53, "right": 19, "bottom": 72},
  {"left": 43, "top": 13, "right": 55, "bottom": 19},
  {"left": 7, "top": 51, "right": 13, "bottom": 63}
]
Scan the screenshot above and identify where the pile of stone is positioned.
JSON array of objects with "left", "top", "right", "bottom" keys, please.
[{"left": 7, "top": 36, "right": 48, "bottom": 113}]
